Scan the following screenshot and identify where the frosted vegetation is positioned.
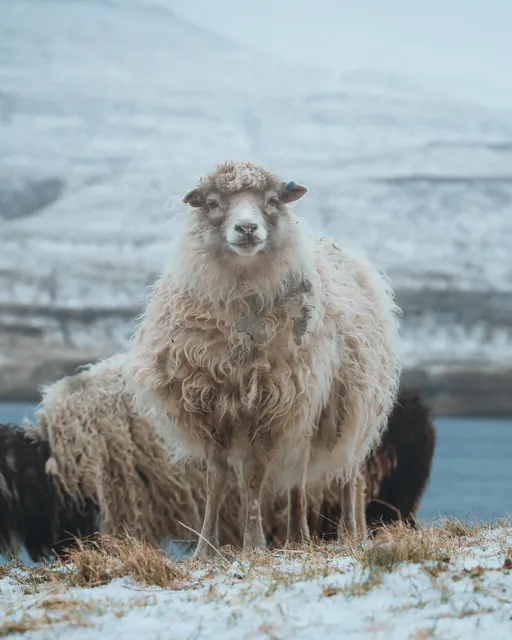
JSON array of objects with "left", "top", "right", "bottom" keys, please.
[{"left": 1, "top": 523, "right": 512, "bottom": 639}]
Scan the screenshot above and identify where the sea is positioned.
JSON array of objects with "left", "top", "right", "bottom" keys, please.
[{"left": 1, "top": 402, "right": 511, "bottom": 524}]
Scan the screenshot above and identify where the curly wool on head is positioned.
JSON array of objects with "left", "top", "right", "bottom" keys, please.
[
  {"left": 167, "top": 161, "right": 311, "bottom": 307},
  {"left": 195, "top": 161, "right": 280, "bottom": 196}
]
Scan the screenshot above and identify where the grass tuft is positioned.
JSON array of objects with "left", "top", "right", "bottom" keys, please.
[
  {"left": 360, "top": 524, "right": 450, "bottom": 570},
  {"left": 64, "top": 534, "right": 185, "bottom": 588}
]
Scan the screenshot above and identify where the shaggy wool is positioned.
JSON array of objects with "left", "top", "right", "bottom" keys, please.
[
  {"left": 0, "top": 355, "right": 434, "bottom": 560},
  {"left": 125, "top": 162, "right": 401, "bottom": 503}
]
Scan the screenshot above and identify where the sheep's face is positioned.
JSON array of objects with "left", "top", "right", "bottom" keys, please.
[{"left": 183, "top": 181, "right": 308, "bottom": 261}]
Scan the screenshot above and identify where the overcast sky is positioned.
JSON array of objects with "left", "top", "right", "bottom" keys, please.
[{"left": 169, "top": 0, "right": 512, "bottom": 105}]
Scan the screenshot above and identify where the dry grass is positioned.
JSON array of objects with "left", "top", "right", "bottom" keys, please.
[
  {"left": 0, "top": 605, "right": 93, "bottom": 637},
  {"left": 185, "top": 538, "right": 390, "bottom": 602},
  {"left": 1, "top": 520, "right": 511, "bottom": 603},
  {"left": 0, "top": 595, "right": 155, "bottom": 637},
  {"left": 361, "top": 530, "right": 449, "bottom": 570},
  {"left": 38, "top": 596, "right": 96, "bottom": 611},
  {"left": 6, "top": 563, "right": 65, "bottom": 595},
  {"left": 64, "top": 534, "right": 186, "bottom": 588},
  {"left": 1, "top": 521, "right": 511, "bottom": 637},
  {"left": 411, "top": 628, "right": 436, "bottom": 640},
  {"left": 437, "top": 517, "right": 474, "bottom": 538},
  {"left": 0, "top": 534, "right": 186, "bottom": 595},
  {"left": 358, "top": 518, "right": 504, "bottom": 570},
  {"left": 344, "top": 570, "right": 384, "bottom": 597}
]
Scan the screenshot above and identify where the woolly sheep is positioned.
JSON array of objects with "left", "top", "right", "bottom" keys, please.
[
  {"left": 123, "top": 160, "right": 401, "bottom": 557},
  {"left": 0, "top": 379, "right": 435, "bottom": 561},
  {"left": 269, "top": 389, "right": 437, "bottom": 544},
  {"left": 33, "top": 355, "right": 217, "bottom": 548}
]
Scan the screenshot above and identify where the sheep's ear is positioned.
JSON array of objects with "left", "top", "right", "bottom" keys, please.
[
  {"left": 182, "top": 188, "right": 204, "bottom": 208},
  {"left": 278, "top": 181, "right": 308, "bottom": 204}
]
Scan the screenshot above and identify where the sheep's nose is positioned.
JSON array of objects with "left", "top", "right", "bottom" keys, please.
[{"left": 234, "top": 221, "right": 259, "bottom": 235}]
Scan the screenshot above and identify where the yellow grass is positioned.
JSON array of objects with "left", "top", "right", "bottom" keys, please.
[
  {"left": 0, "top": 518, "right": 510, "bottom": 596},
  {"left": 64, "top": 534, "right": 186, "bottom": 588}
]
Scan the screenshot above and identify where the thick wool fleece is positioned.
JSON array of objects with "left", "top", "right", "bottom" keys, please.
[
  {"left": 124, "top": 161, "right": 401, "bottom": 496},
  {"left": 35, "top": 355, "right": 242, "bottom": 547},
  {"left": 0, "top": 375, "right": 434, "bottom": 559}
]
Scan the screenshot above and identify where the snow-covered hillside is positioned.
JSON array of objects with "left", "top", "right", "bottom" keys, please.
[{"left": 1, "top": 0, "right": 512, "bottom": 406}]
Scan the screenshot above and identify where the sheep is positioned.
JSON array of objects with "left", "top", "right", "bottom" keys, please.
[
  {"left": 0, "top": 423, "right": 98, "bottom": 560},
  {"left": 266, "top": 388, "right": 437, "bottom": 544},
  {"left": 0, "top": 355, "right": 243, "bottom": 562},
  {"left": 32, "top": 355, "right": 234, "bottom": 550},
  {"left": 309, "top": 389, "right": 437, "bottom": 541},
  {"left": 0, "top": 382, "right": 435, "bottom": 562},
  {"left": 363, "top": 387, "right": 437, "bottom": 531},
  {"left": 123, "top": 160, "right": 401, "bottom": 557}
]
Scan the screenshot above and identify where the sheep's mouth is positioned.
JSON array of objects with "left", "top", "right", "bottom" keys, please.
[
  {"left": 230, "top": 240, "right": 264, "bottom": 248},
  {"left": 228, "top": 239, "right": 265, "bottom": 256}
]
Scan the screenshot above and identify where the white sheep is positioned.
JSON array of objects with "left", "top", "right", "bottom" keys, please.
[
  {"left": 124, "top": 161, "right": 400, "bottom": 557},
  {"left": 0, "top": 372, "right": 433, "bottom": 562}
]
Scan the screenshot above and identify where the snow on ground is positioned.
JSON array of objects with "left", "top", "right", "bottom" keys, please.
[{"left": 1, "top": 525, "right": 512, "bottom": 639}]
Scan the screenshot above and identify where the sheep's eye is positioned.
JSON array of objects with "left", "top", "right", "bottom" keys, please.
[
  {"left": 207, "top": 201, "right": 219, "bottom": 210},
  {"left": 267, "top": 197, "right": 280, "bottom": 207}
]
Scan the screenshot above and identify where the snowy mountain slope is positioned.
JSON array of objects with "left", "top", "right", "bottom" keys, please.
[{"left": 1, "top": 0, "right": 511, "bottom": 402}]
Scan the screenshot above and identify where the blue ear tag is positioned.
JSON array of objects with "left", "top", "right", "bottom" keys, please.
[{"left": 287, "top": 181, "right": 296, "bottom": 191}]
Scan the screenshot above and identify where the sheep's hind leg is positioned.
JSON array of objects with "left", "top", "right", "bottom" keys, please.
[
  {"left": 307, "top": 487, "right": 324, "bottom": 540},
  {"left": 285, "top": 486, "right": 310, "bottom": 547},
  {"left": 193, "top": 445, "right": 228, "bottom": 559},
  {"left": 355, "top": 472, "right": 367, "bottom": 540},
  {"left": 241, "top": 449, "right": 269, "bottom": 552},
  {"left": 234, "top": 462, "right": 249, "bottom": 540},
  {"left": 285, "top": 444, "right": 311, "bottom": 547}
]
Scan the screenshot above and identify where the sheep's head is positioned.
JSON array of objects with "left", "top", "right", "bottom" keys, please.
[{"left": 182, "top": 161, "right": 307, "bottom": 259}]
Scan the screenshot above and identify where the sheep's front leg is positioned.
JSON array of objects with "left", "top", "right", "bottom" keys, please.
[
  {"left": 307, "top": 488, "right": 324, "bottom": 540},
  {"left": 193, "top": 445, "right": 228, "bottom": 559},
  {"left": 338, "top": 475, "right": 357, "bottom": 541},
  {"left": 241, "top": 451, "right": 268, "bottom": 552},
  {"left": 286, "top": 486, "right": 310, "bottom": 546},
  {"left": 338, "top": 472, "right": 367, "bottom": 541}
]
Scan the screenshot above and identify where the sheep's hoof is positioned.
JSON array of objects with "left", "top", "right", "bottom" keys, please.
[
  {"left": 243, "top": 544, "right": 267, "bottom": 556},
  {"left": 192, "top": 541, "right": 219, "bottom": 560},
  {"left": 284, "top": 531, "right": 311, "bottom": 549},
  {"left": 242, "top": 536, "right": 267, "bottom": 554},
  {"left": 336, "top": 529, "right": 358, "bottom": 550}
]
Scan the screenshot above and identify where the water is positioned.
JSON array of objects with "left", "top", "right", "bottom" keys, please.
[
  {"left": 1, "top": 403, "right": 512, "bottom": 523},
  {"left": 1, "top": 402, "right": 37, "bottom": 425}
]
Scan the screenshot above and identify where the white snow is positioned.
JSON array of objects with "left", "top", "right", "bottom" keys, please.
[{"left": 1, "top": 528, "right": 512, "bottom": 639}]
